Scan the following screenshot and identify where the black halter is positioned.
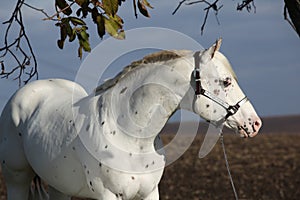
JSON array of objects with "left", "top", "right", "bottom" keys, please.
[{"left": 193, "top": 52, "right": 248, "bottom": 121}]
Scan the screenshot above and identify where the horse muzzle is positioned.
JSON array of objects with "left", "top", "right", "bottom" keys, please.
[{"left": 237, "top": 117, "right": 262, "bottom": 138}]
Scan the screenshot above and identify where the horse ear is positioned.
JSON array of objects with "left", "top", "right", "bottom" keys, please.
[{"left": 200, "top": 38, "right": 222, "bottom": 63}]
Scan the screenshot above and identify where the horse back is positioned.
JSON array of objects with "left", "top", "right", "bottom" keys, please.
[{"left": 1, "top": 79, "right": 87, "bottom": 128}]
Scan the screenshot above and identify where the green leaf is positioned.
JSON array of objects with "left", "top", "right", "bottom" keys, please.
[
  {"left": 65, "top": 22, "right": 73, "bottom": 37},
  {"left": 91, "top": 7, "right": 99, "bottom": 23},
  {"left": 141, "top": 0, "right": 153, "bottom": 9},
  {"left": 96, "top": 14, "right": 105, "bottom": 38},
  {"left": 104, "top": 16, "right": 125, "bottom": 40},
  {"left": 102, "top": 0, "right": 119, "bottom": 16},
  {"left": 137, "top": 0, "right": 152, "bottom": 18},
  {"left": 69, "top": 17, "right": 86, "bottom": 26},
  {"left": 78, "top": 27, "right": 89, "bottom": 41},
  {"left": 69, "top": 28, "right": 76, "bottom": 42},
  {"left": 60, "top": 24, "right": 68, "bottom": 41},
  {"left": 114, "top": 29, "right": 125, "bottom": 40},
  {"left": 80, "top": 39, "right": 91, "bottom": 52},
  {"left": 55, "top": 0, "right": 72, "bottom": 16},
  {"left": 78, "top": 46, "right": 83, "bottom": 59},
  {"left": 77, "top": 27, "right": 91, "bottom": 55},
  {"left": 75, "top": 0, "right": 89, "bottom": 7},
  {"left": 57, "top": 39, "right": 64, "bottom": 49}
]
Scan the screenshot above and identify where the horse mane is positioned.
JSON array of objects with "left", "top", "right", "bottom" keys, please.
[
  {"left": 94, "top": 50, "right": 190, "bottom": 95},
  {"left": 93, "top": 50, "right": 237, "bottom": 95}
]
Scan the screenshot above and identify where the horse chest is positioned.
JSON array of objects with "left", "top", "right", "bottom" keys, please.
[{"left": 75, "top": 138, "right": 164, "bottom": 199}]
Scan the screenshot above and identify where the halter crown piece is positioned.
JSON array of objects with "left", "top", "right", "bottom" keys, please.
[{"left": 193, "top": 49, "right": 249, "bottom": 122}]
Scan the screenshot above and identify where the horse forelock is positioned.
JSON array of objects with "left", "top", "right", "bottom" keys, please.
[{"left": 94, "top": 50, "right": 191, "bottom": 95}]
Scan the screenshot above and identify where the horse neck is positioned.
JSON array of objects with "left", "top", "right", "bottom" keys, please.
[{"left": 103, "top": 59, "right": 194, "bottom": 145}]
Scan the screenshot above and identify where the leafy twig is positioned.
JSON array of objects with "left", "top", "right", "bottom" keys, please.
[{"left": 43, "top": 2, "right": 75, "bottom": 21}]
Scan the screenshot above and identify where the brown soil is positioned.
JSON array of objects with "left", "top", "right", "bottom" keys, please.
[{"left": 0, "top": 133, "right": 299, "bottom": 200}]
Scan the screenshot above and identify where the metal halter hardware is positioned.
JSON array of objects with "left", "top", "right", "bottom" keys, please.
[{"left": 193, "top": 65, "right": 248, "bottom": 120}]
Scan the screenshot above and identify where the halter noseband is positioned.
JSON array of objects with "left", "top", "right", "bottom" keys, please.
[{"left": 193, "top": 52, "right": 248, "bottom": 121}]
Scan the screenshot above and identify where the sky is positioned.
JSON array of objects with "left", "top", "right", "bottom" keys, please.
[{"left": 0, "top": 0, "right": 300, "bottom": 121}]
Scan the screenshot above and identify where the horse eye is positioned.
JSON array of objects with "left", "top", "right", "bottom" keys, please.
[{"left": 223, "top": 77, "right": 231, "bottom": 87}]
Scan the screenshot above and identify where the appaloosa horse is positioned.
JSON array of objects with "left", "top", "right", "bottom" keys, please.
[{"left": 0, "top": 39, "right": 261, "bottom": 200}]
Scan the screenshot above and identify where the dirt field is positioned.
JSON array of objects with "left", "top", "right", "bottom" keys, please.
[{"left": 0, "top": 132, "right": 299, "bottom": 200}]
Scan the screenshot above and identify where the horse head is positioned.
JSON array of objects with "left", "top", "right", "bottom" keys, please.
[{"left": 190, "top": 39, "right": 262, "bottom": 137}]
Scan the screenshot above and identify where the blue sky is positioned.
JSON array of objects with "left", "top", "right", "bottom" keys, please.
[{"left": 1, "top": 0, "right": 300, "bottom": 120}]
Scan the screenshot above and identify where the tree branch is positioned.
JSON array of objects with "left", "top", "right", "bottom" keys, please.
[
  {"left": 43, "top": 2, "right": 75, "bottom": 21},
  {"left": 172, "top": 0, "right": 188, "bottom": 15},
  {"left": 284, "top": 0, "right": 300, "bottom": 37},
  {"left": 23, "top": 2, "right": 52, "bottom": 19},
  {"left": 0, "top": 0, "right": 38, "bottom": 86},
  {"left": 237, "top": 0, "right": 256, "bottom": 13},
  {"left": 174, "top": 0, "right": 222, "bottom": 35}
]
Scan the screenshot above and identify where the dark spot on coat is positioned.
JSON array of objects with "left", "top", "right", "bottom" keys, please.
[
  {"left": 129, "top": 153, "right": 132, "bottom": 156},
  {"left": 87, "top": 170, "right": 90, "bottom": 174},
  {"left": 99, "top": 162, "right": 102, "bottom": 167},
  {"left": 131, "top": 176, "right": 135, "bottom": 180},
  {"left": 72, "top": 146, "right": 76, "bottom": 151},
  {"left": 2, "top": 160, "right": 5, "bottom": 164},
  {"left": 145, "top": 164, "right": 149, "bottom": 168},
  {"left": 120, "top": 87, "right": 127, "bottom": 94},
  {"left": 86, "top": 124, "right": 90, "bottom": 131},
  {"left": 135, "top": 111, "right": 138, "bottom": 115},
  {"left": 101, "top": 121, "right": 105, "bottom": 125},
  {"left": 64, "top": 155, "right": 67, "bottom": 159},
  {"left": 106, "top": 169, "right": 109, "bottom": 173},
  {"left": 206, "top": 104, "right": 210, "bottom": 108},
  {"left": 18, "top": 132, "right": 22, "bottom": 137},
  {"left": 89, "top": 181, "right": 93, "bottom": 186},
  {"left": 84, "top": 164, "right": 87, "bottom": 169},
  {"left": 110, "top": 130, "right": 116, "bottom": 135},
  {"left": 105, "top": 145, "right": 108, "bottom": 149}
]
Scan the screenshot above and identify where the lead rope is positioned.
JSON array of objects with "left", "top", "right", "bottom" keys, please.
[{"left": 220, "top": 133, "right": 239, "bottom": 200}]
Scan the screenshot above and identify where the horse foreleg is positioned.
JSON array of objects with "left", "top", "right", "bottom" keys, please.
[
  {"left": 143, "top": 187, "right": 159, "bottom": 200},
  {"left": 48, "top": 186, "right": 71, "bottom": 200},
  {"left": 1, "top": 163, "right": 35, "bottom": 200},
  {"left": 28, "top": 176, "right": 49, "bottom": 200}
]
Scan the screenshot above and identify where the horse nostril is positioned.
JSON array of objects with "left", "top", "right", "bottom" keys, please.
[{"left": 253, "top": 119, "right": 262, "bottom": 132}]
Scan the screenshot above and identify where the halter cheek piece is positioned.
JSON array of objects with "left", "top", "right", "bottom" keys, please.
[{"left": 193, "top": 58, "right": 248, "bottom": 121}]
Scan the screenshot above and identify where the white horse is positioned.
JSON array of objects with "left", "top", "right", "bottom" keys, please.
[{"left": 0, "top": 39, "right": 261, "bottom": 200}]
